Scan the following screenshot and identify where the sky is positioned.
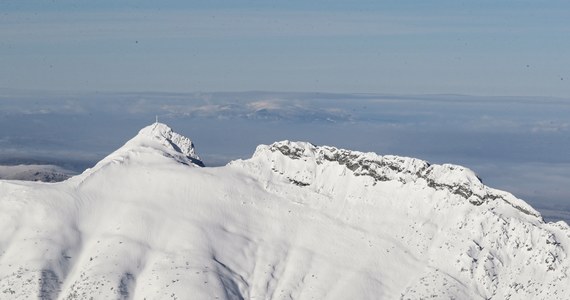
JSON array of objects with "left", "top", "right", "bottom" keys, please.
[{"left": 1, "top": 0, "right": 570, "bottom": 96}]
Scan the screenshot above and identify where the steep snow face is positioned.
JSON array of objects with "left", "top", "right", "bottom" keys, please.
[{"left": 0, "top": 125, "right": 569, "bottom": 300}]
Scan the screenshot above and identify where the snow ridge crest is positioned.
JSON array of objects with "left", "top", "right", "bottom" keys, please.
[{"left": 260, "top": 140, "right": 540, "bottom": 218}]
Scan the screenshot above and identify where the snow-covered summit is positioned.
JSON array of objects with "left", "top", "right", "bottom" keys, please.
[
  {"left": 130, "top": 122, "right": 203, "bottom": 166},
  {"left": 81, "top": 122, "right": 204, "bottom": 177},
  {"left": 247, "top": 140, "right": 540, "bottom": 218}
]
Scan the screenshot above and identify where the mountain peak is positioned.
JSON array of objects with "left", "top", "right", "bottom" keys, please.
[
  {"left": 248, "top": 140, "right": 541, "bottom": 219},
  {"left": 139, "top": 121, "right": 175, "bottom": 137},
  {"left": 78, "top": 123, "right": 204, "bottom": 178},
  {"left": 131, "top": 122, "right": 204, "bottom": 167}
]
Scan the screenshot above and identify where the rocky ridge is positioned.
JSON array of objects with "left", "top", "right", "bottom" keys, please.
[{"left": 265, "top": 140, "right": 540, "bottom": 217}]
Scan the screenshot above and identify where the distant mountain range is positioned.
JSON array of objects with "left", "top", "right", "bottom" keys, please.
[
  {"left": 0, "top": 164, "right": 74, "bottom": 182},
  {"left": 0, "top": 123, "right": 568, "bottom": 299}
]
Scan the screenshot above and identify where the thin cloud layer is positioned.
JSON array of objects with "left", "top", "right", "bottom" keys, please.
[{"left": 160, "top": 100, "right": 352, "bottom": 122}]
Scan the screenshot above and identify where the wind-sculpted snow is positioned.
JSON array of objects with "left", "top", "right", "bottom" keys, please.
[{"left": 0, "top": 124, "right": 569, "bottom": 299}]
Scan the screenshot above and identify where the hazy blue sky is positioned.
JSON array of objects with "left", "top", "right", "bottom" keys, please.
[{"left": 1, "top": 0, "right": 570, "bottom": 96}]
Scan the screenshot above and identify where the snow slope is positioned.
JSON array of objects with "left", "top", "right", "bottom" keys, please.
[{"left": 0, "top": 123, "right": 568, "bottom": 299}]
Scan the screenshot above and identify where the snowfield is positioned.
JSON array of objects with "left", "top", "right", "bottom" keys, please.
[{"left": 0, "top": 123, "right": 568, "bottom": 299}]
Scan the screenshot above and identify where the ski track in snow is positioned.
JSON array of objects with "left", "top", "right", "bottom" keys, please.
[{"left": 0, "top": 123, "right": 569, "bottom": 299}]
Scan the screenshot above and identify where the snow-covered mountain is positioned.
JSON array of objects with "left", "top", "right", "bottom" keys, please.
[
  {"left": 0, "top": 164, "right": 74, "bottom": 182},
  {"left": 0, "top": 123, "right": 568, "bottom": 300}
]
